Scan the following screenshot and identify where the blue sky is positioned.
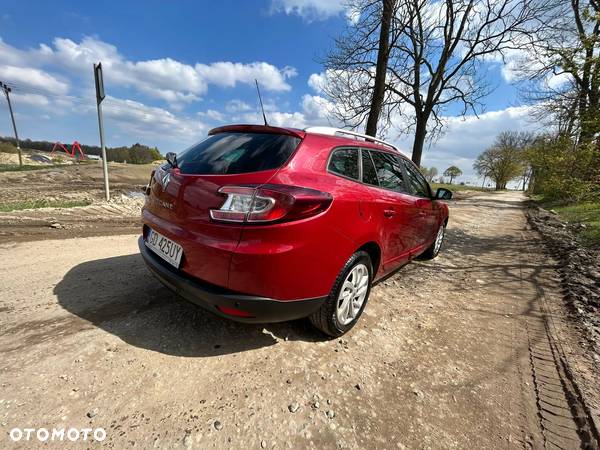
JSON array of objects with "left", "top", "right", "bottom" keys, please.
[{"left": 0, "top": 0, "right": 536, "bottom": 179}]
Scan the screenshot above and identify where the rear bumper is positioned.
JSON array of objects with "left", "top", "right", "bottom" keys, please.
[{"left": 138, "top": 236, "right": 326, "bottom": 323}]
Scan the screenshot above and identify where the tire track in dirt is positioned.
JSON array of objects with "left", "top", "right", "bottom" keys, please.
[{"left": 520, "top": 228, "right": 599, "bottom": 449}]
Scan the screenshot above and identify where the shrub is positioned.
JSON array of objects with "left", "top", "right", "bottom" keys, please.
[
  {"left": 0, "top": 142, "right": 18, "bottom": 154},
  {"left": 527, "top": 136, "right": 600, "bottom": 202}
]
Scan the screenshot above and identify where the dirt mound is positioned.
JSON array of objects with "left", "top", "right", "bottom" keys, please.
[{"left": 527, "top": 205, "right": 600, "bottom": 356}]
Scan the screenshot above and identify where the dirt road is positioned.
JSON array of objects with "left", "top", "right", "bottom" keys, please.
[{"left": 1, "top": 191, "right": 598, "bottom": 449}]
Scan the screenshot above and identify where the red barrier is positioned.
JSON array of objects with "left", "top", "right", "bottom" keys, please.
[{"left": 50, "top": 141, "right": 87, "bottom": 159}]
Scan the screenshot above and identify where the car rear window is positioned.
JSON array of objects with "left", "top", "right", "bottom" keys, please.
[
  {"left": 328, "top": 148, "right": 359, "bottom": 180},
  {"left": 176, "top": 132, "right": 301, "bottom": 175}
]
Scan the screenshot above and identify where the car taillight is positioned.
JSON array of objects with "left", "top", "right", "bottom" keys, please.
[{"left": 210, "top": 184, "right": 332, "bottom": 224}]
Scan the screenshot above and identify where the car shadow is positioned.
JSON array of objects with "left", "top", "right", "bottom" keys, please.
[{"left": 53, "top": 253, "right": 325, "bottom": 357}]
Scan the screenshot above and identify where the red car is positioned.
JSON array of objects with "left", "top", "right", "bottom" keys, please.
[{"left": 139, "top": 124, "right": 451, "bottom": 336}]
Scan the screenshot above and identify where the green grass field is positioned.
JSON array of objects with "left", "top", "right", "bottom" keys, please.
[
  {"left": 534, "top": 196, "right": 600, "bottom": 247},
  {"left": 0, "top": 199, "right": 92, "bottom": 212},
  {"left": 551, "top": 202, "right": 599, "bottom": 247},
  {"left": 0, "top": 164, "right": 54, "bottom": 172}
]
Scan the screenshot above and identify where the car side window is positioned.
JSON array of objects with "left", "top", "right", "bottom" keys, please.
[
  {"left": 328, "top": 148, "right": 359, "bottom": 180},
  {"left": 361, "top": 150, "right": 379, "bottom": 186},
  {"left": 369, "top": 151, "right": 407, "bottom": 192},
  {"left": 402, "top": 160, "right": 431, "bottom": 197}
]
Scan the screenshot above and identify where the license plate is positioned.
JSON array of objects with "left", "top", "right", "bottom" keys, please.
[{"left": 145, "top": 229, "right": 183, "bottom": 268}]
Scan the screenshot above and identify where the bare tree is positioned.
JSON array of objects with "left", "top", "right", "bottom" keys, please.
[
  {"left": 321, "top": 1, "right": 400, "bottom": 136},
  {"left": 366, "top": 0, "right": 396, "bottom": 136},
  {"left": 322, "top": 0, "right": 548, "bottom": 166},
  {"left": 515, "top": 0, "right": 600, "bottom": 144}
]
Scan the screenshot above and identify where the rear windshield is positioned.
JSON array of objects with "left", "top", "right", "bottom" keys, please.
[{"left": 176, "top": 132, "right": 301, "bottom": 175}]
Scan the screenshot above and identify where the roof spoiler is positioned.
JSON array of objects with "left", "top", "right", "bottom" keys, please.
[{"left": 208, "top": 124, "right": 305, "bottom": 139}]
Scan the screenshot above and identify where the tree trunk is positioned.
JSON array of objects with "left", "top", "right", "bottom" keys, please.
[
  {"left": 521, "top": 170, "right": 529, "bottom": 191},
  {"left": 411, "top": 115, "right": 427, "bottom": 166},
  {"left": 365, "top": 0, "right": 394, "bottom": 137}
]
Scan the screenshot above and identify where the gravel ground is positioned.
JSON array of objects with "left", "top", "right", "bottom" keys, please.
[{"left": 0, "top": 191, "right": 598, "bottom": 449}]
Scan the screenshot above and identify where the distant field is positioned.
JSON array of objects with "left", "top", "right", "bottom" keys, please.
[{"left": 431, "top": 183, "right": 492, "bottom": 192}]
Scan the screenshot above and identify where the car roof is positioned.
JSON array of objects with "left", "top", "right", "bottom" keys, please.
[{"left": 208, "top": 124, "right": 410, "bottom": 159}]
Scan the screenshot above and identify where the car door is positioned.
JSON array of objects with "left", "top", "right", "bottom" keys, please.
[
  {"left": 400, "top": 158, "right": 438, "bottom": 251},
  {"left": 364, "top": 149, "right": 418, "bottom": 272}
]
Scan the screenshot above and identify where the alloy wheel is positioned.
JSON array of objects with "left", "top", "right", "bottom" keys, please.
[
  {"left": 335, "top": 263, "right": 369, "bottom": 326},
  {"left": 434, "top": 225, "right": 445, "bottom": 254}
]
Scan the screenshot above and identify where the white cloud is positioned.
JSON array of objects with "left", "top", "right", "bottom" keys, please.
[
  {"left": 300, "top": 94, "right": 338, "bottom": 124},
  {"left": 0, "top": 65, "right": 69, "bottom": 95},
  {"left": 0, "top": 36, "right": 297, "bottom": 108},
  {"left": 102, "top": 96, "right": 207, "bottom": 141},
  {"left": 270, "top": 0, "right": 347, "bottom": 21},
  {"left": 195, "top": 62, "right": 295, "bottom": 92},
  {"left": 197, "top": 109, "right": 226, "bottom": 122},
  {"left": 225, "top": 99, "right": 252, "bottom": 113},
  {"left": 307, "top": 72, "right": 327, "bottom": 93},
  {"left": 229, "top": 93, "right": 338, "bottom": 129},
  {"left": 546, "top": 72, "right": 572, "bottom": 89},
  {"left": 11, "top": 92, "right": 50, "bottom": 107}
]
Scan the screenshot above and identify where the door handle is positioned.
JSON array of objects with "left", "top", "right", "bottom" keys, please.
[
  {"left": 383, "top": 209, "right": 396, "bottom": 217},
  {"left": 418, "top": 211, "right": 427, "bottom": 217}
]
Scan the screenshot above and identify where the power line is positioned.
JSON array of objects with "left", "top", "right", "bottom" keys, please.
[{"left": 5, "top": 84, "right": 95, "bottom": 106}]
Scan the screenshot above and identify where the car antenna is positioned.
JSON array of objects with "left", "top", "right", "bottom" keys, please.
[{"left": 255, "top": 79, "right": 268, "bottom": 126}]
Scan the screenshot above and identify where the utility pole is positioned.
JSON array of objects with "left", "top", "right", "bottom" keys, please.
[
  {"left": 94, "top": 63, "right": 110, "bottom": 201},
  {"left": 0, "top": 81, "right": 23, "bottom": 167}
]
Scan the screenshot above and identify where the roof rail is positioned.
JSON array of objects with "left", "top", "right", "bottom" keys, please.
[{"left": 304, "top": 126, "right": 401, "bottom": 153}]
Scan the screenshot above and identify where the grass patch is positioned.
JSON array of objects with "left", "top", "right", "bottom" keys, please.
[
  {"left": 431, "top": 183, "right": 491, "bottom": 192},
  {"left": 535, "top": 197, "right": 600, "bottom": 247},
  {"left": 0, "top": 199, "right": 92, "bottom": 212},
  {"left": 0, "top": 164, "right": 52, "bottom": 172}
]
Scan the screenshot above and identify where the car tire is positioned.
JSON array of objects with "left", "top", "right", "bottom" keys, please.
[
  {"left": 309, "top": 251, "right": 373, "bottom": 337},
  {"left": 420, "top": 222, "right": 446, "bottom": 260}
]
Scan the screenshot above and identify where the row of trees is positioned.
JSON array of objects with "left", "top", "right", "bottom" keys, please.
[
  {"left": 0, "top": 136, "right": 162, "bottom": 164},
  {"left": 474, "top": 131, "right": 599, "bottom": 200},
  {"left": 103, "top": 143, "right": 163, "bottom": 164},
  {"left": 420, "top": 165, "right": 463, "bottom": 184}
]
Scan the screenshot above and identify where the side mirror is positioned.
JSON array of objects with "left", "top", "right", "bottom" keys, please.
[
  {"left": 435, "top": 187, "right": 453, "bottom": 200},
  {"left": 165, "top": 152, "right": 178, "bottom": 168}
]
